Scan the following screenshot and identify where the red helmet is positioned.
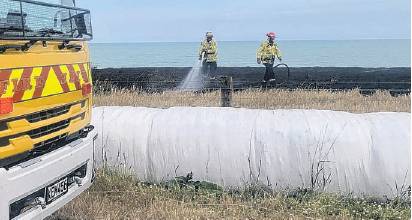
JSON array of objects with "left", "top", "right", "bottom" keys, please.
[{"left": 266, "top": 32, "right": 276, "bottom": 38}]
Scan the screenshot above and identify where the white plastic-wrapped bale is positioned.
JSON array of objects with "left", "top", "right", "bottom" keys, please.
[{"left": 92, "top": 106, "right": 410, "bottom": 197}]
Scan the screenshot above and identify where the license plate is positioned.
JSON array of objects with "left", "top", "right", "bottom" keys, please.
[{"left": 46, "top": 177, "right": 68, "bottom": 204}]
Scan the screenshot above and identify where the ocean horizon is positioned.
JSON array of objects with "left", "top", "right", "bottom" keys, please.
[{"left": 89, "top": 39, "right": 411, "bottom": 68}]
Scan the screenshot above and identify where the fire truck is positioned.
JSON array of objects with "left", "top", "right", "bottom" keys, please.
[{"left": 0, "top": 0, "right": 95, "bottom": 219}]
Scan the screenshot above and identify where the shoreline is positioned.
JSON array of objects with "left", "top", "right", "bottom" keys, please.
[{"left": 92, "top": 67, "right": 411, "bottom": 94}]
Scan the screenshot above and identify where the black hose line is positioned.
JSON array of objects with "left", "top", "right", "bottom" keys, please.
[{"left": 273, "top": 63, "right": 290, "bottom": 82}]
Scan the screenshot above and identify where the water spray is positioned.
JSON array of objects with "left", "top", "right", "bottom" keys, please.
[{"left": 178, "top": 52, "right": 206, "bottom": 91}]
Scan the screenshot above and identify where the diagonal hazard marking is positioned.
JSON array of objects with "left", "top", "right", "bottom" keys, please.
[
  {"left": 32, "top": 66, "right": 51, "bottom": 99},
  {"left": 67, "top": 64, "right": 81, "bottom": 90},
  {"left": 0, "top": 69, "right": 12, "bottom": 98},
  {"left": 13, "top": 67, "right": 33, "bottom": 102},
  {"left": 52, "top": 66, "right": 70, "bottom": 93},
  {"left": 78, "top": 63, "right": 90, "bottom": 83}
]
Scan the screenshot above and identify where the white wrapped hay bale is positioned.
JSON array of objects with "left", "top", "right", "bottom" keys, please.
[{"left": 92, "top": 106, "right": 410, "bottom": 197}]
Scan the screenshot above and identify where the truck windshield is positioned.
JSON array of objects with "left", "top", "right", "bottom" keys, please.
[{"left": 0, "top": 0, "right": 92, "bottom": 41}]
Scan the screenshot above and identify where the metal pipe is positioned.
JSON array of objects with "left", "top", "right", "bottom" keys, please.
[
  {"left": 10, "top": 0, "right": 89, "bottom": 12},
  {"left": 0, "top": 36, "right": 89, "bottom": 41},
  {"left": 19, "top": 0, "right": 25, "bottom": 37}
]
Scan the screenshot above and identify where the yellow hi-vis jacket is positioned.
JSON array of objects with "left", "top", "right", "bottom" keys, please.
[
  {"left": 199, "top": 40, "right": 218, "bottom": 62},
  {"left": 257, "top": 40, "right": 282, "bottom": 64}
]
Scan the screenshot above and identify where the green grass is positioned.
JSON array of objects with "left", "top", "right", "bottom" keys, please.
[{"left": 51, "top": 170, "right": 411, "bottom": 220}]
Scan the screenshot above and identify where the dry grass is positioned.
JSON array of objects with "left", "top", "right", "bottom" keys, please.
[
  {"left": 51, "top": 171, "right": 411, "bottom": 220},
  {"left": 50, "top": 89, "right": 410, "bottom": 219},
  {"left": 94, "top": 89, "right": 411, "bottom": 113}
]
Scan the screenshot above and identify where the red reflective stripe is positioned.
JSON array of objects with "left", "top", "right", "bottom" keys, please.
[
  {"left": 52, "top": 66, "right": 70, "bottom": 93},
  {"left": 67, "top": 64, "right": 81, "bottom": 90},
  {"left": 78, "top": 63, "right": 89, "bottom": 83},
  {"left": 13, "top": 67, "right": 33, "bottom": 102},
  {"left": 82, "top": 83, "right": 92, "bottom": 96},
  {"left": 33, "top": 66, "right": 50, "bottom": 99},
  {"left": 0, "top": 69, "right": 12, "bottom": 98},
  {"left": 0, "top": 98, "right": 13, "bottom": 114}
]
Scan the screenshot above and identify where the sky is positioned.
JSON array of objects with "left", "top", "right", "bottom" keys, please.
[{"left": 76, "top": 0, "right": 411, "bottom": 43}]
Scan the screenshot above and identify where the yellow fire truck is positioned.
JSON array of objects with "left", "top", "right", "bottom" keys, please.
[{"left": 0, "top": 0, "right": 95, "bottom": 219}]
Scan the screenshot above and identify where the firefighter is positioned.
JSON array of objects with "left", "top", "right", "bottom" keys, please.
[
  {"left": 199, "top": 32, "right": 218, "bottom": 77},
  {"left": 257, "top": 32, "right": 282, "bottom": 83}
]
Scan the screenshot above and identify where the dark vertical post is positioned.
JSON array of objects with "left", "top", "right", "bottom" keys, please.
[
  {"left": 19, "top": 1, "right": 25, "bottom": 37},
  {"left": 68, "top": 9, "right": 74, "bottom": 37},
  {"left": 220, "top": 76, "right": 233, "bottom": 107}
]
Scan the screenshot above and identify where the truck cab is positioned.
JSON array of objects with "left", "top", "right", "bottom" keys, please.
[{"left": 0, "top": 0, "right": 96, "bottom": 219}]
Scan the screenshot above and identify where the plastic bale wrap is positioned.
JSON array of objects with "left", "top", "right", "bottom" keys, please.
[{"left": 92, "top": 106, "right": 410, "bottom": 197}]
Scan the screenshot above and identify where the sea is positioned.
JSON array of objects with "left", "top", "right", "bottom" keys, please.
[{"left": 89, "top": 39, "right": 410, "bottom": 68}]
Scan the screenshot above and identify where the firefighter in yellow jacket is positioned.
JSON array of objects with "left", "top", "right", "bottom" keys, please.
[
  {"left": 257, "top": 32, "right": 282, "bottom": 82},
  {"left": 199, "top": 32, "right": 218, "bottom": 76}
]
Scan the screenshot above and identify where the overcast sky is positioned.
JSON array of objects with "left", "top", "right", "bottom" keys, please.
[{"left": 77, "top": 0, "right": 411, "bottom": 43}]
